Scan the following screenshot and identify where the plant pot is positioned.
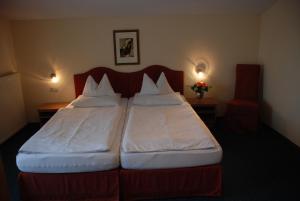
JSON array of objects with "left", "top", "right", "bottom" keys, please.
[{"left": 196, "top": 91, "right": 204, "bottom": 99}]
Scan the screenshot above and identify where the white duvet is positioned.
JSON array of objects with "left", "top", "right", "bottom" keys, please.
[
  {"left": 122, "top": 102, "right": 216, "bottom": 153},
  {"left": 20, "top": 104, "right": 125, "bottom": 154}
]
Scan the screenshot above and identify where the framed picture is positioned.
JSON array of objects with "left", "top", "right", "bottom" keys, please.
[{"left": 113, "top": 29, "right": 140, "bottom": 65}]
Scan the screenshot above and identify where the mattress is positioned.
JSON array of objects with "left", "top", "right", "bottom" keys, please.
[
  {"left": 16, "top": 99, "right": 128, "bottom": 173},
  {"left": 120, "top": 99, "right": 222, "bottom": 169},
  {"left": 121, "top": 136, "right": 222, "bottom": 169}
]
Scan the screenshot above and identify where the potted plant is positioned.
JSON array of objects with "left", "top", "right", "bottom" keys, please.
[{"left": 191, "top": 81, "right": 211, "bottom": 98}]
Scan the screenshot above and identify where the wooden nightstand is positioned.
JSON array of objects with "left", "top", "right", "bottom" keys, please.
[
  {"left": 38, "top": 102, "right": 69, "bottom": 125},
  {"left": 186, "top": 97, "right": 217, "bottom": 129}
]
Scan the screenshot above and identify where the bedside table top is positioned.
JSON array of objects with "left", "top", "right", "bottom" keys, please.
[
  {"left": 186, "top": 97, "right": 217, "bottom": 106},
  {"left": 38, "top": 102, "right": 70, "bottom": 112}
]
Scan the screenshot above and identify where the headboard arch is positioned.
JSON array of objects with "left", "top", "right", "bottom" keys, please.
[
  {"left": 74, "top": 65, "right": 184, "bottom": 98},
  {"left": 127, "top": 65, "right": 184, "bottom": 97},
  {"left": 74, "top": 67, "right": 129, "bottom": 98}
]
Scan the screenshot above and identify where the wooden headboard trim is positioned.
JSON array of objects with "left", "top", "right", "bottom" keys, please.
[{"left": 74, "top": 65, "right": 184, "bottom": 98}]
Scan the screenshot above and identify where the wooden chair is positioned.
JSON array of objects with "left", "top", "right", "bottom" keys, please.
[{"left": 225, "top": 64, "right": 261, "bottom": 134}]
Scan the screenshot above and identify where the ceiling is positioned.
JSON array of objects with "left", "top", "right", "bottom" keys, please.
[{"left": 0, "top": 0, "right": 277, "bottom": 20}]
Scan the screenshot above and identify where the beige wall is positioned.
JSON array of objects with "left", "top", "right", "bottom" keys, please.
[
  {"left": 0, "top": 19, "right": 16, "bottom": 75},
  {"left": 12, "top": 15, "right": 260, "bottom": 121},
  {"left": 0, "top": 19, "right": 26, "bottom": 143},
  {"left": 259, "top": 0, "right": 300, "bottom": 146},
  {"left": 0, "top": 73, "right": 26, "bottom": 143}
]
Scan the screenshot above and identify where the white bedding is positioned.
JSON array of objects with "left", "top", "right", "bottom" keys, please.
[
  {"left": 20, "top": 101, "right": 126, "bottom": 154},
  {"left": 17, "top": 99, "right": 128, "bottom": 173},
  {"left": 121, "top": 139, "right": 222, "bottom": 169},
  {"left": 17, "top": 129, "right": 122, "bottom": 173},
  {"left": 122, "top": 101, "right": 216, "bottom": 153},
  {"left": 120, "top": 98, "right": 222, "bottom": 169}
]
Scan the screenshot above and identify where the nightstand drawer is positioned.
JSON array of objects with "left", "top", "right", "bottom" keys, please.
[
  {"left": 38, "top": 102, "right": 69, "bottom": 125},
  {"left": 193, "top": 105, "right": 216, "bottom": 113},
  {"left": 39, "top": 111, "right": 57, "bottom": 118},
  {"left": 186, "top": 97, "right": 217, "bottom": 129}
]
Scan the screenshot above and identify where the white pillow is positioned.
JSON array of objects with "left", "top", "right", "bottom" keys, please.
[
  {"left": 71, "top": 94, "right": 121, "bottom": 107},
  {"left": 157, "top": 72, "right": 175, "bottom": 94},
  {"left": 82, "top": 75, "right": 98, "bottom": 97},
  {"left": 82, "top": 74, "right": 116, "bottom": 97},
  {"left": 132, "top": 93, "right": 184, "bottom": 106},
  {"left": 140, "top": 74, "right": 160, "bottom": 95},
  {"left": 96, "top": 74, "right": 116, "bottom": 96}
]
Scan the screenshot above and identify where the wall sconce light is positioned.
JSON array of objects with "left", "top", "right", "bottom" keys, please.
[
  {"left": 195, "top": 62, "right": 207, "bottom": 79},
  {"left": 50, "top": 73, "right": 59, "bottom": 83}
]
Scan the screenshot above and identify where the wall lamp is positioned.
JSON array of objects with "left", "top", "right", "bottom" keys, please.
[
  {"left": 195, "top": 62, "right": 207, "bottom": 79},
  {"left": 50, "top": 73, "right": 59, "bottom": 83}
]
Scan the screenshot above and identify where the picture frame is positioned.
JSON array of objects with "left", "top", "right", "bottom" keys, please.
[{"left": 113, "top": 29, "right": 140, "bottom": 65}]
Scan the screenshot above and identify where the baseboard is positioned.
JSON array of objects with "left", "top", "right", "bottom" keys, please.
[{"left": 261, "top": 123, "right": 300, "bottom": 149}]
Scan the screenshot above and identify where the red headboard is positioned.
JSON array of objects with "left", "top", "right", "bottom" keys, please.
[{"left": 74, "top": 65, "right": 184, "bottom": 98}]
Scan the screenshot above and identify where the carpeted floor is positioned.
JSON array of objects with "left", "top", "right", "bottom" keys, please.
[{"left": 0, "top": 122, "right": 300, "bottom": 201}]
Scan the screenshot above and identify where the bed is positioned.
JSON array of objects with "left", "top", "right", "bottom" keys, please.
[
  {"left": 17, "top": 65, "right": 222, "bottom": 201},
  {"left": 17, "top": 67, "right": 129, "bottom": 201},
  {"left": 119, "top": 66, "right": 222, "bottom": 201}
]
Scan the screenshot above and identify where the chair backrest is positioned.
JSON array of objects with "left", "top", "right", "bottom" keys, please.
[{"left": 234, "top": 64, "right": 260, "bottom": 101}]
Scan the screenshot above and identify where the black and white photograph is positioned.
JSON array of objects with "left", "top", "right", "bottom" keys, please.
[{"left": 113, "top": 29, "right": 140, "bottom": 65}]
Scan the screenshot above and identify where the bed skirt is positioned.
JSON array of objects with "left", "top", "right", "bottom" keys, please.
[
  {"left": 18, "top": 169, "right": 119, "bottom": 201},
  {"left": 120, "top": 164, "right": 222, "bottom": 201}
]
